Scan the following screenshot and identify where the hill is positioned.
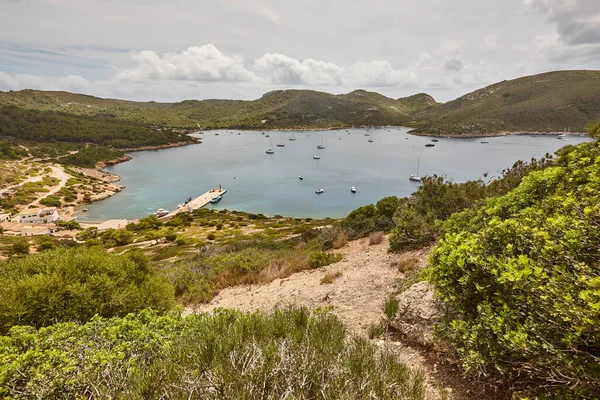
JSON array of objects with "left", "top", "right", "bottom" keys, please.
[
  {"left": 0, "top": 88, "right": 437, "bottom": 129},
  {"left": 2, "top": 70, "right": 599, "bottom": 134},
  {"left": 411, "top": 70, "right": 600, "bottom": 135}
]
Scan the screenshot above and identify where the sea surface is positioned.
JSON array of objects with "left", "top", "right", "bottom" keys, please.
[{"left": 81, "top": 128, "right": 590, "bottom": 221}]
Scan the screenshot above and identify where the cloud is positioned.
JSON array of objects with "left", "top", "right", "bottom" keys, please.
[
  {"left": 524, "top": 0, "right": 600, "bottom": 62},
  {"left": 254, "top": 53, "right": 343, "bottom": 85},
  {"left": 442, "top": 55, "right": 465, "bottom": 72},
  {"left": 116, "top": 45, "right": 259, "bottom": 83}
]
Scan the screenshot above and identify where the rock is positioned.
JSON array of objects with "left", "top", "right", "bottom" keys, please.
[{"left": 391, "top": 281, "right": 443, "bottom": 348}]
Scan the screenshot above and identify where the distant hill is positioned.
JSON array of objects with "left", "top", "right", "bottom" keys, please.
[
  {"left": 411, "top": 70, "right": 600, "bottom": 135},
  {"left": 1, "top": 70, "right": 599, "bottom": 135},
  {"left": 0, "top": 88, "right": 437, "bottom": 129}
]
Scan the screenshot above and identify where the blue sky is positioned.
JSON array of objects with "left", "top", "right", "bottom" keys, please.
[{"left": 1, "top": 0, "right": 599, "bottom": 102}]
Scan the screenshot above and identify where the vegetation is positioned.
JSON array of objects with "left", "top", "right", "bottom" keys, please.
[
  {"left": 426, "top": 135, "right": 600, "bottom": 396},
  {"left": 0, "top": 88, "right": 437, "bottom": 130},
  {"left": 0, "top": 105, "right": 195, "bottom": 148},
  {"left": 411, "top": 70, "right": 600, "bottom": 135},
  {"left": 0, "top": 307, "right": 425, "bottom": 399},
  {"left": 0, "top": 247, "right": 173, "bottom": 333},
  {"left": 389, "top": 156, "right": 554, "bottom": 252},
  {"left": 320, "top": 271, "right": 343, "bottom": 285},
  {"left": 2, "top": 71, "right": 599, "bottom": 134}
]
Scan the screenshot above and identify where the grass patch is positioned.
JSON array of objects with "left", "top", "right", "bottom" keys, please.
[
  {"left": 383, "top": 293, "right": 399, "bottom": 320},
  {"left": 369, "top": 231, "right": 384, "bottom": 245},
  {"left": 320, "top": 271, "right": 343, "bottom": 285}
]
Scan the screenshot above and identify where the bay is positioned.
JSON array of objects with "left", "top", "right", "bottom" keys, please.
[{"left": 81, "top": 128, "right": 590, "bottom": 221}]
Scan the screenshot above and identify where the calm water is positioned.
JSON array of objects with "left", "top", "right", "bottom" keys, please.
[{"left": 81, "top": 128, "right": 590, "bottom": 221}]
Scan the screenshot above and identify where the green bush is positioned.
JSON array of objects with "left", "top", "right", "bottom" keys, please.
[
  {"left": 426, "top": 138, "right": 600, "bottom": 396},
  {"left": 39, "top": 195, "right": 61, "bottom": 207},
  {"left": 164, "top": 231, "right": 177, "bottom": 242},
  {"left": 10, "top": 240, "right": 29, "bottom": 255},
  {"left": 206, "top": 233, "right": 216, "bottom": 241},
  {"left": 0, "top": 247, "right": 174, "bottom": 333},
  {"left": 309, "top": 251, "right": 343, "bottom": 268},
  {"left": 0, "top": 308, "right": 425, "bottom": 399},
  {"left": 175, "top": 238, "right": 186, "bottom": 246}
]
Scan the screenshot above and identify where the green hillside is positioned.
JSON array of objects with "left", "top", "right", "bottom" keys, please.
[
  {"left": 1, "top": 70, "right": 599, "bottom": 134},
  {"left": 411, "top": 70, "right": 600, "bottom": 135},
  {"left": 0, "top": 88, "right": 436, "bottom": 129}
]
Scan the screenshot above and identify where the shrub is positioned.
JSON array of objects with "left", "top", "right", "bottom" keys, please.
[
  {"left": 0, "top": 308, "right": 425, "bottom": 399},
  {"left": 395, "top": 257, "right": 419, "bottom": 273},
  {"left": 206, "top": 233, "right": 216, "bottom": 241},
  {"left": 175, "top": 238, "right": 186, "bottom": 246},
  {"left": 368, "top": 231, "right": 384, "bottom": 245},
  {"left": 39, "top": 195, "right": 61, "bottom": 207},
  {"left": 0, "top": 247, "right": 174, "bottom": 333},
  {"left": 383, "top": 294, "right": 399, "bottom": 319},
  {"left": 427, "top": 138, "right": 600, "bottom": 396},
  {"left": 368, "top": 323, "right": 386, "bottom": 339},
  {"left": 37, "top": 239, "right": 56, "bottom": 252},
  {"left": 164, "top": 231, "right": 177, "bottom": 242},
  {"left": 10, "top": 240, "right": 29, "bottom": 255},
  {"left": 216, "top": 223, "right": 223, "bottom": 230},
  {"left": 309, "top": 251, "right": 342, "bottom": 268},
  {"left": 320, "top": 271, "right": 343, "bottom": 285}
]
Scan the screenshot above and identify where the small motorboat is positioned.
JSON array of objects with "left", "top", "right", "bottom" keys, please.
[
  {"left": 265, "top": 134, "right": 270, "bottom": 137},
  {"left": 82, "top": 208, "right": 89, "bottom": 212},
  {"left": 313, "top": 154, "right": 321, "bottom": 159},
  {"left": 315, "top": 188, "right": 325, "bottom": 194},
  {"left": 368, "top": 138, "right": 373, "bottom": 143},
  {"left": 215, "top": 133, "right": 219, "bottom": 136},
  {"left": 351, "top": 186, "right": 357, "bottom": 193},
  {"left": 266, "top": 148, "right": 274, "bottom": 154},
  {"left": 425, "top": 143, "right": 435, "bottom": 147},
  {"left": 156, "top": 208, "right": 170, "bottom": 217},
  {"left": 298, "top": 175, "right": 304, "bottom": 180},
  {"left": 431, "top": 139, "right": 439, "bottom": 142},
  {"left": 210, "top": 194, "right": 222, "bottom": 203},
  {"left": 481, "top": 140, "right": 489, "bottom": 144}
]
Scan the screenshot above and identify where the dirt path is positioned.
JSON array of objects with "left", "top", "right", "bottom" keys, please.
[
  {"left": 31, "top": 166, "right": 70, "bottom": 207},
  {"left": 191, "top": 237, "right": 429, "bottom": 336}
]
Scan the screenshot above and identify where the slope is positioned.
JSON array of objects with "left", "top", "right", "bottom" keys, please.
[{"left": 411, "top": 70, "right": 600, "bottom": 135}]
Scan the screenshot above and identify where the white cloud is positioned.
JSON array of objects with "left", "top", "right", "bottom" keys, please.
[
  {"left": 442, "top": 55, "right": 466, "bottom": 72},
  {"left": 254, "top": 53, "right": 344, "bottom": 85},
  {"left": 115, "top": 45, "right": 260, "bottom": 83}
]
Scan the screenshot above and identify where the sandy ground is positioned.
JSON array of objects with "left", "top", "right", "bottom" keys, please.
[{"left": 191, "top": 237, "right": 429, "bottom": 336}]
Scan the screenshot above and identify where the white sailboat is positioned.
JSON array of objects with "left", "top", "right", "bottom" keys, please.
[
  {"left": 266, "top": 137, "right": 275, "bottom": 154},
  {"left": 317, "top": 136, "right": 325, "bottom": 149},
  {"left": 313, "top": 149, "right": 321, "bottom": 159},
  {"left": 368, "top": 130, "right": 374, "bottom": 143},
  {"left": 409, "top": 158, "right": 422, "bottom": 182},
  {"left": 276, "top": 133, "right": 285, "bottom": 147}
]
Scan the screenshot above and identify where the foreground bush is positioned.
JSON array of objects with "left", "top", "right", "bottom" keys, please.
[
  {"left": 427, "top": 139, "right": 600, "bottom": 396},
  {"left": 0, "top": 247, "right": 174, "bottom": 333},
  {"left": 0, "top": 308, "right": 425, "bottom": 399},
  {"left": 388, "top": 156, "right": 554, "bottom": 252}
]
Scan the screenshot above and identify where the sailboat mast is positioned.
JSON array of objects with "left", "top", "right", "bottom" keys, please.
[{"left": 417, "top": 158, "right": 420, "bottom": 176}]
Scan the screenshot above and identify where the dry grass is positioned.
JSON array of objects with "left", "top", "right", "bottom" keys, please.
[
  {"left": 393, "top": 257, "right": 419, "bottom": 273},
  {"left": 369, "top": 231, "right": 384, "bottom": 245},
  {"left": 320, "top": 271, "right": 343, "bottom": 285},
  {"left": 332, "top": 230, "right": 348, "bottom": 249}
]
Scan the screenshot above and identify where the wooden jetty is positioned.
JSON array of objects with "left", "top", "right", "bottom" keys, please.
[{"left": 160, "top": 188, "right": 227, "bottom": 219}]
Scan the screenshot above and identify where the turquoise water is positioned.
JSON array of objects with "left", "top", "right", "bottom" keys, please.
[{"left": 81, "top": 128, "right": 590, "bottom": 221}]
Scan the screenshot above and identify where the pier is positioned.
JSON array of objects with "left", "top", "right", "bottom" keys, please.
[{"left": 160, "top": 188, "right": 227, "bottom": 219}]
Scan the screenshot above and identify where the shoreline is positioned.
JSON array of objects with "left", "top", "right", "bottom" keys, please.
[{"left": 407, "top": 130, "right": 588, "bottom": 138}]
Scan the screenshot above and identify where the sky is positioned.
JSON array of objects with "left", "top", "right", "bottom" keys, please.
[{"left": 0, "top": 0, "right": 599, "bottom": 103}]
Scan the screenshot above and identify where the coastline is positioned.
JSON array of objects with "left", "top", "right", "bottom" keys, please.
[{"left": 407, "top": 130, "right": 588, "bottom": 138}]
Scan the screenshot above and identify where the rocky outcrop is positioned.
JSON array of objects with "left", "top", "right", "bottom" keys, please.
[{"left": 391, "top": 281, "right": 443, "bottom": 348}]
